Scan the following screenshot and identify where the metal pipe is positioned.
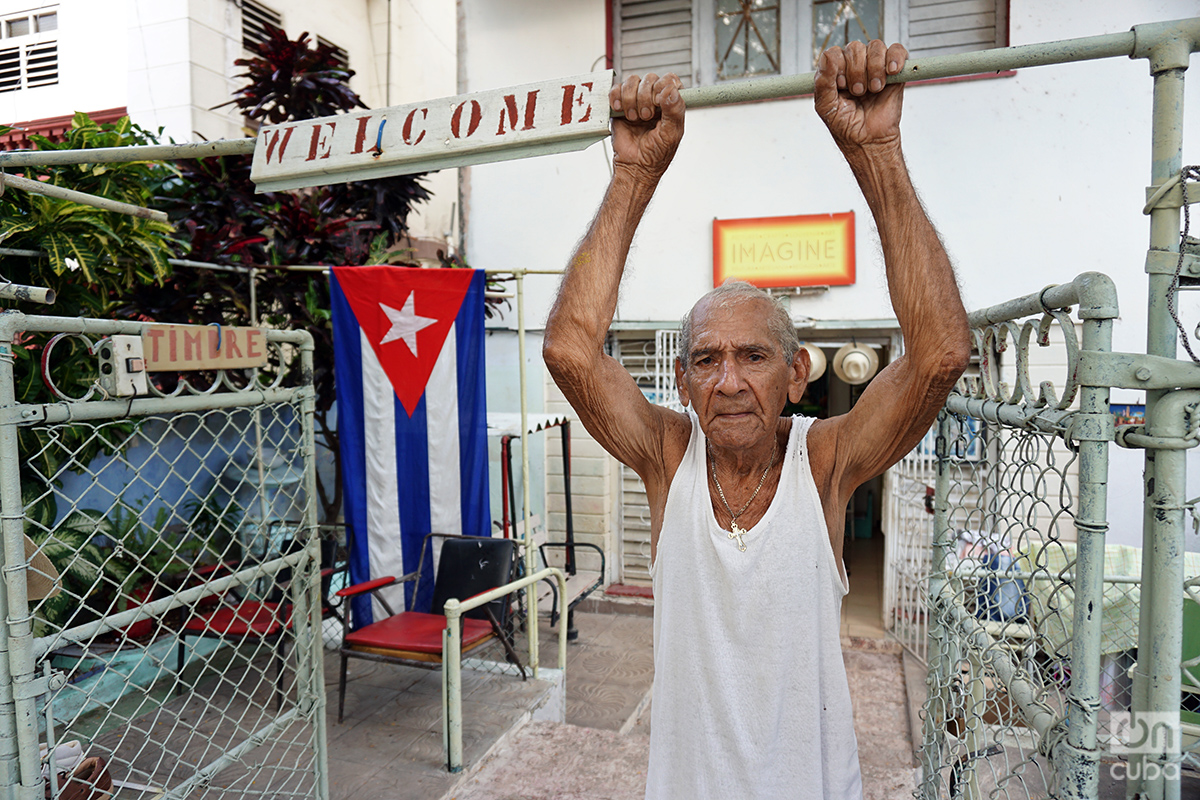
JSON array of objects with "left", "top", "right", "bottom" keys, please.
[
  {"left": 669, "top": 29, "right": 1142, "bottom": 114},
  {"left": 157, "top": 706, "right": 303, "bottom": 800},
  {"left": 0, "top": 323, "right": 22, "bottom": 793},
  {"left": 297, "top": 334, "right": 329, "bottom": 800},
  {"left": 516, "top": 270, "right": 538, "bottom": 679},
  {"left": 1131, "top": 27, "right": 1194, "bottom": 800},
  {"left": 0, "top": 172, "right": 167, "bottom": 222},
  {"left": 1059, "top": 305, "right": 1115, "bottom": 799},
  {"left": 1136, "top": 390, "right": 1198, "bottom": 800},
  {"left": 919, "top": 412, "right": 955, "bottom": 799},
  {"left": 31, "top": 548, "right": 311, "bottom": 659},
  {"left": 442, "top": 566, "right": 566, "bottom": 773},
  {"left": 0, "top": 284, "right": 53, "bottom": 305},
  {"left": 0, "top": 138, "right": 255, "bottom": 168}
]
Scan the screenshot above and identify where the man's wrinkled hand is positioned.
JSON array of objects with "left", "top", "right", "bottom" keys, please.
[
  {"left": 814, "top": 40, "right": 907, "bottom": 153},
  {"left": 609, "top": 72, "right": 685, "bottom": 181}
]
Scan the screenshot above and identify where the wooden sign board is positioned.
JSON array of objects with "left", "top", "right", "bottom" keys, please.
[
  {"left": 713, "top": 212, "right": 855, "bottom": 289},
  {"left": 142, "top": 325, "right": 270, "bottom": 371},
  {"left": 250, "top": 71, "right": 614, "bottom": 192}
]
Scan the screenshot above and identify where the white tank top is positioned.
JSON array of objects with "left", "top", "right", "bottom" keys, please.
[{"left": 645, "top": 411, "right": 862, "bottom": 800}]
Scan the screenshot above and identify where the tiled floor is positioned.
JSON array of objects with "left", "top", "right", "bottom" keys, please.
[{"left": 545, "top": 612, "right": 654, "bottom": 732}]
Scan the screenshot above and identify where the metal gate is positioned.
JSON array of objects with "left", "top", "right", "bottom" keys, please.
[
  {"left": 0, "top": 312, "right": 326, "bottom": 799},
  {"left": 883, "top": 430, "right": 938, "bottom": 663}
]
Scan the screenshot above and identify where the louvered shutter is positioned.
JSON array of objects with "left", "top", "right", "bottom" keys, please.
[
  {"left": 904, "top": 0, "right": 1007, "bottom": 58},
  {"left": 614, "top": 0, "right": 694, "bottom": 88}
]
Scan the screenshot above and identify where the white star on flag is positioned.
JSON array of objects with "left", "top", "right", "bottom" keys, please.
[{"left": 379, "top": 292, "right": 437, "bottom": 356}]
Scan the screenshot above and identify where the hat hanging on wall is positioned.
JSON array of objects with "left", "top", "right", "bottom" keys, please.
[
  {"left": 801, "top": 343, "right": 826, "bottom": 382},
  {"left": 25, "top": 535, "right": 61, "bottom": 601},
  {"left": 832, "top": 343, "right": 879, "bottom": 386}
]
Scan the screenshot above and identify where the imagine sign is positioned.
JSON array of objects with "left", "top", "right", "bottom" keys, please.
[{"left": 712, "top": 212, "right": 855, "bottom": 289}]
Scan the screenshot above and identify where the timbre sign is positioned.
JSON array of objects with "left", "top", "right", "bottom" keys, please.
[
  {"left": 142, "top": 325, "right": 270, "bottom": 371},
  {"left": 250, "top": 71, "right": 614, "bottom": 192}
]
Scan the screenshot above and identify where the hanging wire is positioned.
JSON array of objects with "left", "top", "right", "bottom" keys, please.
[{"left": 1168, "top": 165, "right": 1200, "bottom": 362}]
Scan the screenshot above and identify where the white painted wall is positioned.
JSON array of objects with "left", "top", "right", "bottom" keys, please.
[
  {"left": 466, "top": 1, "right": 1200, "bottom": 348},
  {"left": 460, "top": 1, "right": 1200, "bottom": 556},
  {"left": 0, "top": 0, "right": 126, "bottom": 124}
]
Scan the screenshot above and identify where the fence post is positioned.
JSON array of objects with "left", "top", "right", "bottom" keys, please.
[
  {"left": 918, "top": 411, "right": 956, "bottom": 798},
  {"left": 1058, "top": 304, "right": 1115, "bottom": 798},
  {"left": 1130, "top": 24, "right": 1195, "bottom": 800},
  {"left": 0, "top": 317, "right": 23, "bottom": 794},
  {"left": 1133, "top": 391, "right": 1198, "bottom": 800}
]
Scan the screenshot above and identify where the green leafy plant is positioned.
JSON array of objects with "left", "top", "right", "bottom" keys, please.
[
  {"left": 0, "top": 113, "right": 178, "bottom": 314},
  {"left": 136, "top": 24, "right": 433, "bottom": 524}
]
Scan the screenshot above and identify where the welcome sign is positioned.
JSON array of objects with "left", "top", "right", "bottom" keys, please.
[{"left": 250, "top": 72, "right": 613, "bottom": 192}]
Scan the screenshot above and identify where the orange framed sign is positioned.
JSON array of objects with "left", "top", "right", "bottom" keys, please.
[{"left": 712, "top": 212, "right": 855, "bottom": 289}]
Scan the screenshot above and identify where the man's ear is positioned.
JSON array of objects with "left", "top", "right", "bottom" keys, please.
[
  {"left": 788, "top": 347, "right": 811, "bottom": 404},
  {"left": 675, "top": 357, "right": 690, "bottom": 407}
]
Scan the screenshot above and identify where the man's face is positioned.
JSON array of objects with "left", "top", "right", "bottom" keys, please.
[{"left": 675, "top": 296, "right": 809, "bottom": 450}]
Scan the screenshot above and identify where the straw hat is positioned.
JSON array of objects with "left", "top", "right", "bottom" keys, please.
[
  {"left": 800, "top": 343, "right": 826, "bottom": 382},
  {"left": 832, "top": 343, "right": 880, "bottom": 385},
  {"left": 25, "top": 535, "right": 61, "bottom": 601}
]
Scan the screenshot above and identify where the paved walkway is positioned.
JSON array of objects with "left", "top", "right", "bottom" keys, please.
[{"left": 447, "top": 615, "right": 918, "bottom": 800}]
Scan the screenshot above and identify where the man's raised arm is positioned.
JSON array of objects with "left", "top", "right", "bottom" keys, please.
[
  {"left": 543, "top": 73, "right": 687, "bottom": 481},
  {"left": 810, "top": 41, "right": 972, "bottom": 498}
]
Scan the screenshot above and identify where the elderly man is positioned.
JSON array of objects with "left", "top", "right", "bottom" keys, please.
[{"left": 543, "top": 40, "right": 970, "bottom": 799}]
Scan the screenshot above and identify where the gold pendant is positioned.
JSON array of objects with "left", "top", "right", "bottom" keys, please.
[{"left": 728, "top": 523, "right": 747, "bottom": 552}]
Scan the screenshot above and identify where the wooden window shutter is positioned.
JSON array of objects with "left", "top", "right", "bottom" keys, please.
[
  {"left": 904, "top": 0, "right": 1008, "bottom": 59},
  {"left": 614, "top": 0, "right": 694, "bottom": 88}
]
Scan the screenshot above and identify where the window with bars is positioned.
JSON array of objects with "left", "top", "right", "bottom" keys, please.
[
  {"left": 0, "top": 6, "right": 58, "bottom": 93},
  {"left": 241, "top": 0, "right": 283, "bottom": 51},
  {"left": 613, "top": 0, "right": 1007, "bottom": 88}
]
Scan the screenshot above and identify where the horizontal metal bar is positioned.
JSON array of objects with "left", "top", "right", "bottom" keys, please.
[
  {"left": 935, "top": 585, "right": 1060, "bottom": 742},
  {"left": 0, "top": 312, "right": 312, "bottom": 347},
  {"left": 159, "top": 706, "right": 306, "bottom": 800},
  {"left": 33, "top": 548, "right": 311, "bottom": 659},
  {"left": 0, "top": 172, "right": 167, "bottom": 222},
  {"left": 967, "top": 272, "right": 1119, "bottom": 328},
  {"left": 945, "top": 393, "right": 1077, "bottom": 433},
  {"left": 1, "top": 384, "right": 314, "bottom": 427},
  {"left": 951, "top": 565, "right": 1144, "bottom": 585},
  {"left": 0, "top": 21, "right": 1189, "bottom": 181},
  {"left": 675, "top": 29, "right": 1139, "bottom": 113},
  {"left": 1078, "top": 351, "right": 1200, "bottom": 391},
  {"left": 443, "top": 567, "right": 565, "bottom": 616},
  {"left": 0, "top": 138, "right": 255, "bottom": 169},
  {"left": 0, "top": 283, "right": 53, "bottom": 305}
]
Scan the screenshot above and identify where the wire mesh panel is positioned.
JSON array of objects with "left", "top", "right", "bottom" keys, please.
[
  {"left": 918, "top": 275, "right": 1119, "bottom": 799},
  {"left": 0, "top": 314, "right": 326, "bottom": 800},
  {"left": 922, "top": 414, "right": 1076, "bottom": 798}
]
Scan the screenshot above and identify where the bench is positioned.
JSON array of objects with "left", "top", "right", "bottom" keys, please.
[{"left": 511, "top": 515, "right": 605, "bottom": 641}]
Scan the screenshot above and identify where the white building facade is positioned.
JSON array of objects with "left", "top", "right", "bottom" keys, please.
[{"left": 3, "top": 0, "right": 1199, "bottom": 617}]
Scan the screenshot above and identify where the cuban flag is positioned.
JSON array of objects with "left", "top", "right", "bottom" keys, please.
[{"left": 331, "top": 266, "right": 490, "bottom": 627}]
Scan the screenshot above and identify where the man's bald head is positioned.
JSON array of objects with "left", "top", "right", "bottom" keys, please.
[{"left": 679, "top": 280, "right": 802, "bottom": 370}]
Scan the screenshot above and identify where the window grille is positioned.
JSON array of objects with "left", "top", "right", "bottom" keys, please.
[
  {"left": 614, "top": 0, "right": 1007, "bottom": 86},
  {"left": 0, "top": 5, "right": 57, "bottom": 92},
  {"left": 716, "top": 0, "right": 782, "bottom": 81},
  {"left": 812, "top": 0, "right": 881, "bottom": 68}
]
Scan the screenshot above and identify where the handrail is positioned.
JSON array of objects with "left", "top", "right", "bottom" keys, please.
[{"left": 441, "top": 566, "right": 567, "bottom": 773}]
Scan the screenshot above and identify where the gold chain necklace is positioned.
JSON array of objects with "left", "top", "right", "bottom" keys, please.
[{"left": 708, "top": 438, "right": 777, "bottom": 552}]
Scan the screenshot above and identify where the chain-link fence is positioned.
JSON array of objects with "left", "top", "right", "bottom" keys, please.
[
  {"left": 0, "top": 313, "right": 327, "bottom": 799},
  {"left": 916, "top": 274, "right": 1200, "bottom": 797}
]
